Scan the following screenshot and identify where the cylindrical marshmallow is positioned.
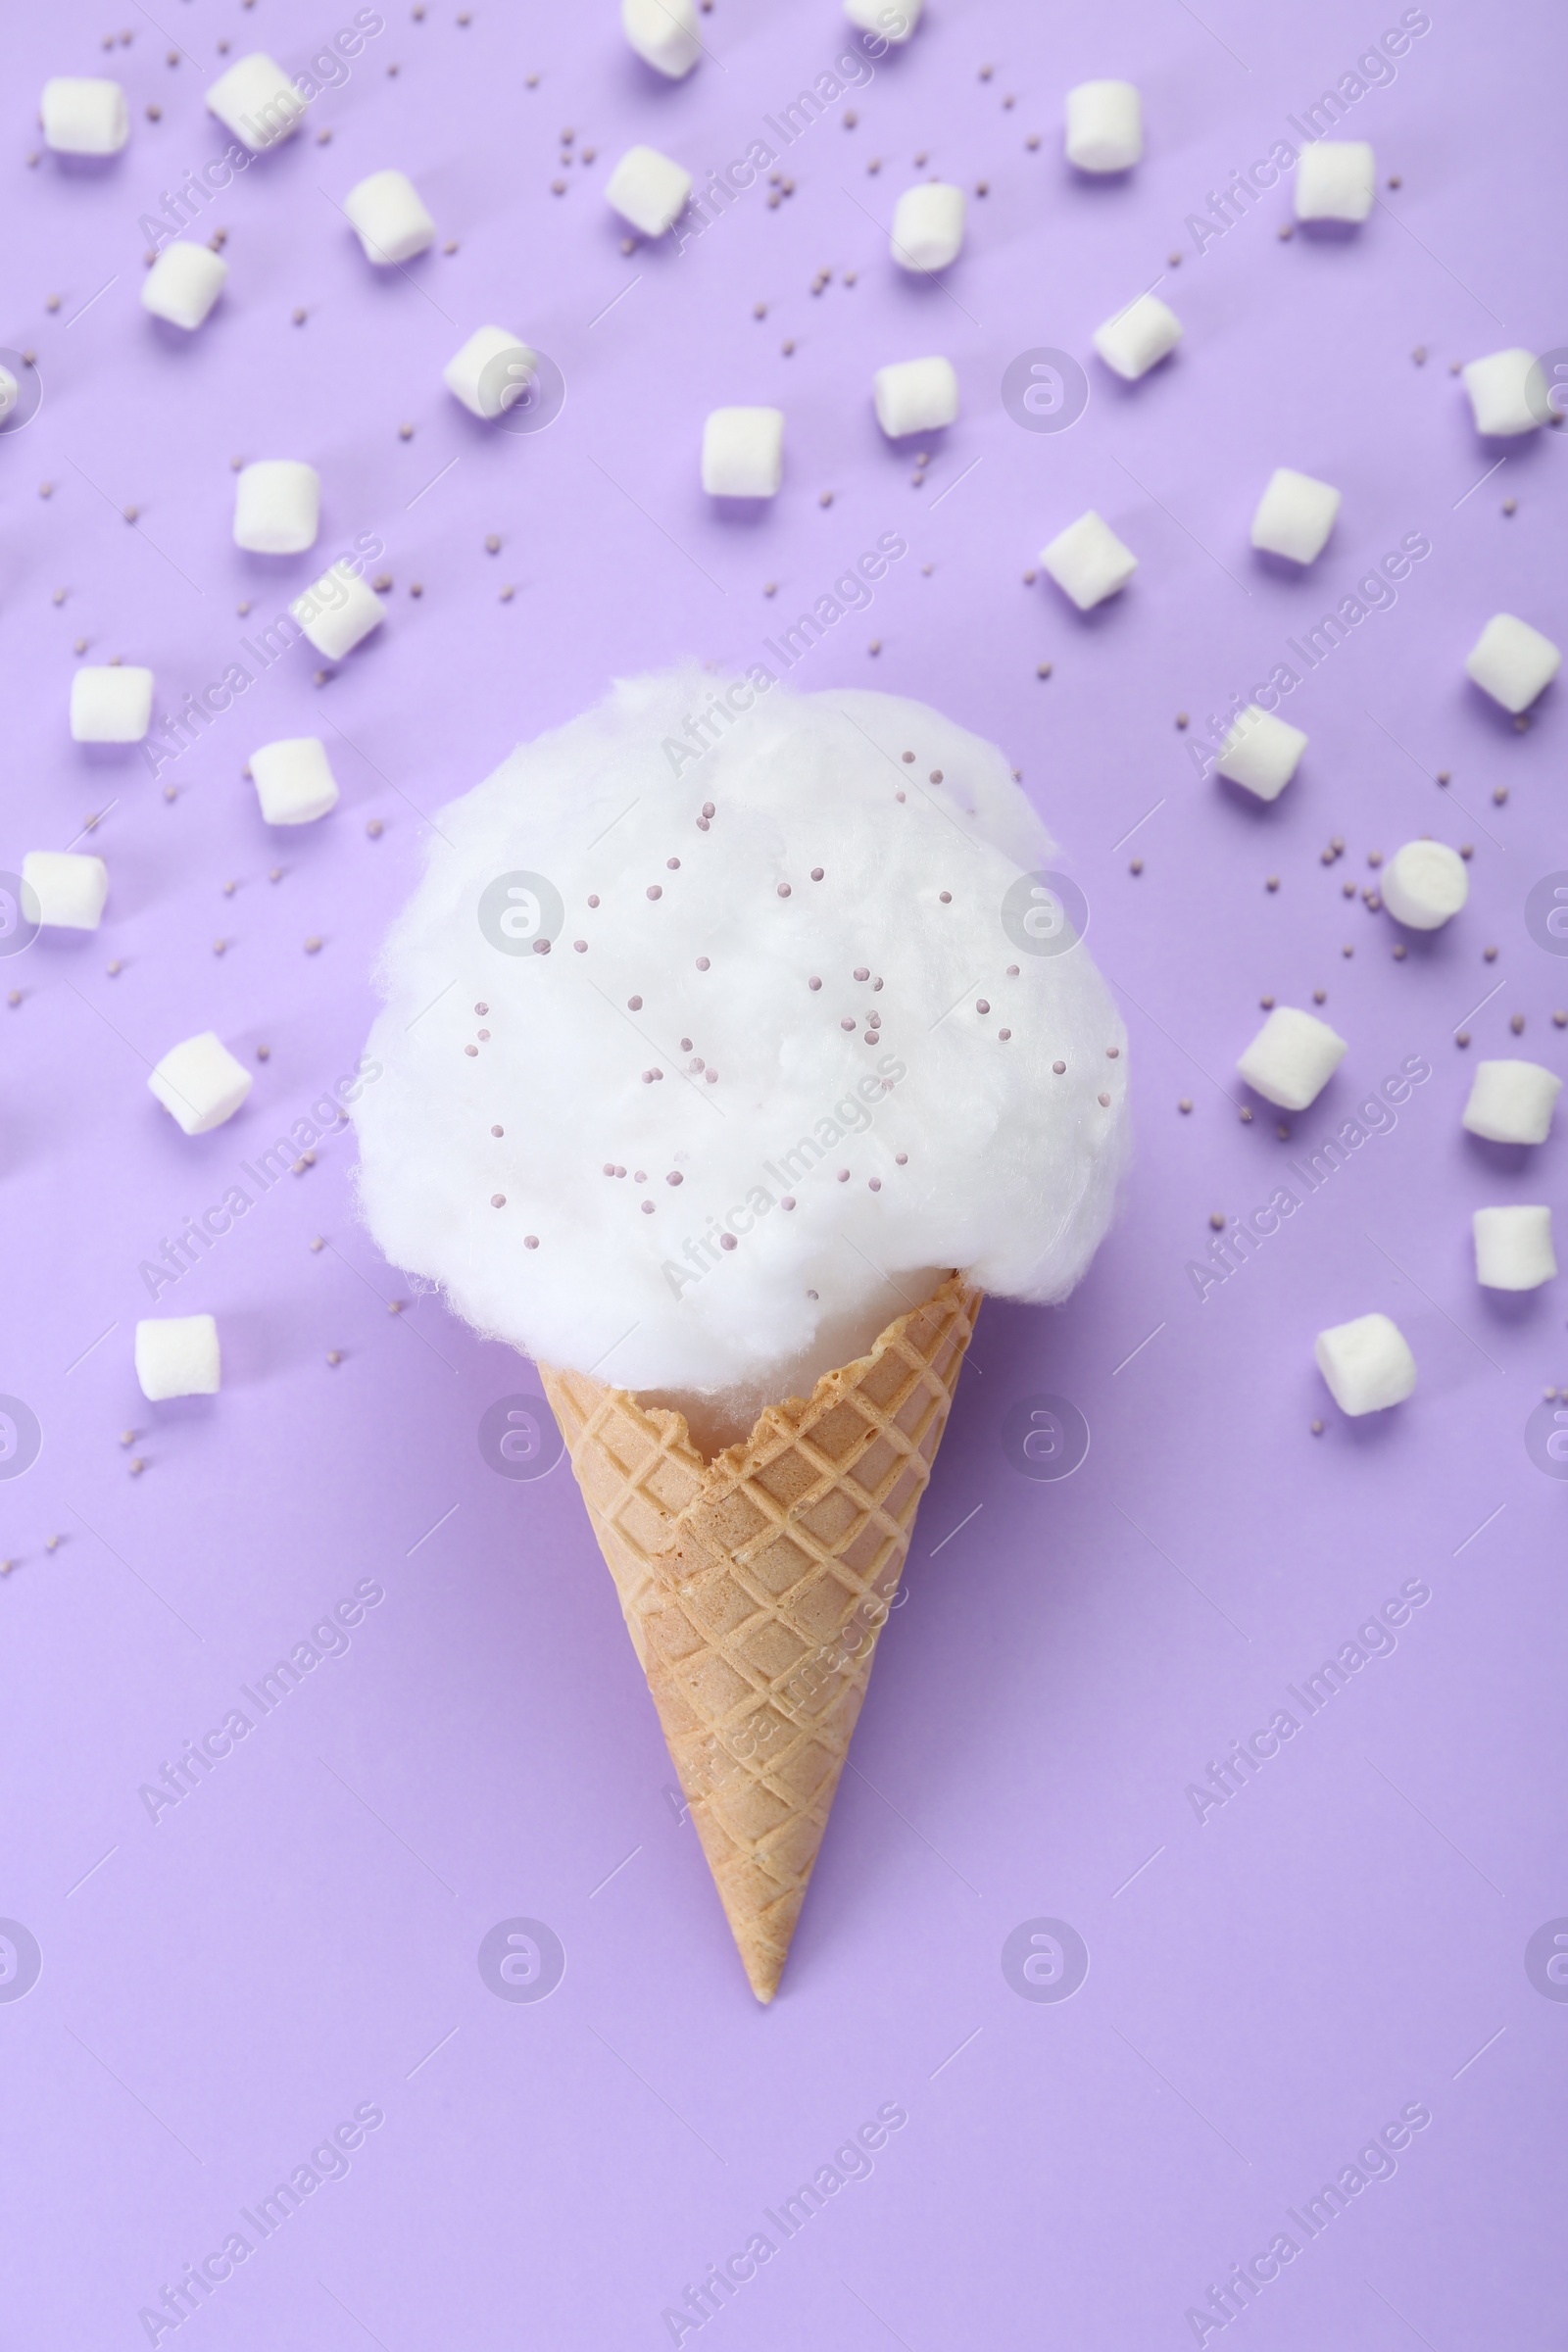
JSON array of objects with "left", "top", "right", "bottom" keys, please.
[
  {"left": 1314, "top": 1312, "right": 1416, "bottom": 1416},
  {"left": 344, "top": 170, "right": 436, "bottom": 265},
  {"left": 891, "top": 182, "right": 965, "bottom": 272},
  {"left": 71, "top": 666, "right": 154, "bottom": 743},
  {"left": 443, "top": 325, "right": 538, "bottom": 421},
  {"left": 41, "top": 76, "right": 128, "bottom": 155},
  {"left": 1065, "top": 80, "right": 1142, "bottom": 173},
  {"left": 605, "top": 145, "right": 693, "bottom": 238},
  {"left": 290, "top": 563, "right": 384, "bottom": 661},
  {"left": 1462, "top": 1060, "right": 1561, "bottom": 1147},
  {"left": 233, "top": 461, "right": 320, "bottom": 555},
  {"left": 148, "top": 1033, "right": 253, "bottom": 1135},
  {"left": 701, "top": 408, "right": 784, "bottom": 498},
  {"left": 1461, "top": 349, "right": 1544, "bottom": 439},
  {"left": 1380, "top": 840, "right": 1468, "bottom": 931},
  {"left": 1093, "top": 292, "right": 1181, "bottom": 382},
  {"left": 1250, "top": 467, "right": 1341, "bottom": 564},
  {"left": 1237, "top": 1005, "right": 1347, "bottom": 1111},
  {"left": 141, "top": 241, "right": 228, "bottom": 331},
  {"left": 1473, "top": 1204, "right": 1556, "bottom": 1291},
  {"left": 1294, "top": 140, "right": 1375, "bottom": 221},
  {"left": 0, "top": 365, "right": 19, "bottom": 423},
  {"left": 20, "top": 851, "right": 108, "bottom": 931},
  {"left": 250, "top": 737, "right": 339, "bottom": 825},
  {"left": 1038, "top": 512, "right": 1137, "bottom": 611},
  {"left": 205, "top": 53, "right": 305, "bottom": 151},
  {"left": 1465, "top": 613, "right": 1561, "bottom": 713},
  {"left": 873, "top": 357, "right": 958, "bottom": 439},
  {"left": 135, "top": 1315, "right": 220, "bottom": 1401},
  {"left": 622, "top": 0, "right": 701, "bottom": 78},
  {"left": 845, "top": 0, "right": 922, "bottom": 36},
  {"left": 1214, "top": 707, "right": 1307, "bottom": 803}
]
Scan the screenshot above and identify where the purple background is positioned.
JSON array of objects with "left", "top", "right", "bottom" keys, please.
[{"left": 4, "top": 0, "right": 1565, "bottom": 2344}]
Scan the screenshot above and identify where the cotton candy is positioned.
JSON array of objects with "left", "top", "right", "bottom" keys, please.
[{"left": 355, "top": 670, "right": 1129, "bottom": 1431}]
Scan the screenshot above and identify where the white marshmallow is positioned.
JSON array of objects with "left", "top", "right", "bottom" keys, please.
[
  {"left": 1295, "top": 139, "right": 1375, "bottom": 221},
  {"left": 1461, "top": 348, "right": 1543, "bottom": 438},
  {"left": 250, "top": 737, "right": 339, "bottom": 825},
  {"left": 141, "top": 241, "right": 228, "bottom": 330},
  {"left": 1038, "top": 511, "right": 1137, "bottom": 612},
  {"left": 1238, "top": 1005, "right": 1347, "bottom": 1111},
  {"left": 343, "top": 169, "right": 435, "bottom": 265},
  {"left": 135, "top": 1314, "right": 221, "bottom": 1402},
  {"left": 891, "top": 182, "right": 965, "bottom": 272},
  {"left": 1380, "top": 839, "right": 1468, "bottom": 931},
  {"left": 20, "top": 851, "right": 107, "bottom": 931},
  {"left": 1250, "top": 466, "right": 1341, "bottom": 564},
  {"left": 0, "top": 365, "right": 18, "bottom": 422},
  {"left": 1065, "top": 80, "right": 1142, "bottom": 173},
  {"left": 605, "top": 145, "right": 693, "bottom": 237},
  {"left": 1462, "top": 1060, "right": 1561, "bottom": 1147},
  {"left": 290, "top": 562, "right": 384, "bottom": 661},
  {"left": 1464, "top": 612, "right": 1561, "bottom": 713},
  {"left": 71, "top": 665, "right": 153, "bottom": 743},
  {"left": 1474, "top": 1204, "right": 1556, "bottom": 1292},
  {"left": 41, "top": 76, "right": 128, "bottom": 155},
  {"left": 149, "top": 1032, "right": 252, "bottom": 1136},
  {"left": 1093, "top": 292, "right": 1181, "bottom": 381},
  {"left": 1214, "top": 706, "right": 1307, "bottom": 802},
  {"left": 622, "top": 0, "right": 701, "bottom": 77},
  {"left": 443, "top": 324, "right": 538, "bottom": 421},
  {"left": 701, "top": 407, "right": 784, "bottom": 498},
  {"left": 845, "top": 0, "right": 922, "bottom": 37},
  {"left": 873, "top": 356, "right": 958, "bottom": 439},
  {"left": 1314, "top": 1312, "right": 1416, "bottom": 1416},
  {"left": 205, "top": 53, "right": 306, "bottom": 152},
  {"left": 233, "top": 460, "right": 320, "bottom": 555}
]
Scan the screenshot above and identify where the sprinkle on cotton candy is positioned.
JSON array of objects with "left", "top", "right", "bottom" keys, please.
[{"left": 354, "top": 669, "right": 1129, "bottom": 1431}]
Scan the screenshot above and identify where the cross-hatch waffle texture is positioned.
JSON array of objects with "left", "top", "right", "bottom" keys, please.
[{"left": 540, "top": 1273, "right": 982, "bottom": 2001}]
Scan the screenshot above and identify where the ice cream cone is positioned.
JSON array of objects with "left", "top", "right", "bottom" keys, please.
[{"left": 540, "top": 1271, "right": 981, "bottom": 2001}]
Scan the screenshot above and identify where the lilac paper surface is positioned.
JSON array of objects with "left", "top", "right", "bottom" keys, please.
[{"left": 3, "top": 2, "right": 1566, "bottom": 2346}]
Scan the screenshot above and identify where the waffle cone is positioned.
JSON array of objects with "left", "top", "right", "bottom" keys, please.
[{"left": 540, "top": 1272, "right": 981, "bottom": 2002}]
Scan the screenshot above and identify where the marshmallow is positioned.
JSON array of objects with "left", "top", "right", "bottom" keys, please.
[
  {"left": 1380, "top": 839, "right": 1468, "bottom": 931},
  {"left": 891, "top": 182, "right": 965, "bottom": 272},
  {"left": 846, "top": 0, "right": 922, "bottom": 36},
  {"left": 149, "top": 1032, "right": 252, "bottom": 1136},
  {"left": 41, "top": 76, "right": 128, "bottom": 155},
  {"left": 605, "top": 144, "right": 693, "bottom": 237},
  {"left": 1065, "top": 80, "right": 1142, "bottom": 173},
  {"left": 622, "top": 0, "right": 701, "bottom": 77},
  {"left": 701, "top": 407, "right": 784, "bottom": 498},
  {"left": 1238, "top": 1005, "right": 1347, "bottom": 1111},
  {"left": 1474, "top": 1204, "right": 1556, "bottom": 1292},
  {"left": 1093, "top": 292, "right": 1181, "bottom": 382},
  {"left": 873, "top": 356, "right": 958, "bottom": 439},
  {"left": 0, "top": 365, "right": 18, "bottom": 422},
  {"left": 20, "top": 851, "right": 107, "bottom": 931},
  {"left": 1461, "top": 348, "right": 1543, "bottom": 438},
  {"left": 1462, "top": 1060, "right": 1561, "bottom": 1147},
  {"left": 1295, "top": 139, "right": 1375, "bottom": 221},
  {"left": 1214, "top": 706, "right": 1307, "bottom": 802},
  {"left": 1464, "top": 612, "right": 1561, "bottom": 713},
  {"left": 205, "top": 53, "right": 306, "bottom": 152},
  {"left": 1314, "top": 1313, "right": 1416, "bottom": 1416},
  {"left": 141, "top": 240, "right": 228, "bottom": 330},
  {"left": 343, "top": 169, "right": 435, "bottom": 265},
  {"left": 1038, "top": 511, "right": 1137, "bottom": 611},
  {"left": 1250, "top": 467, "right": 1341, "bottom": 564},
  {"left": 135, "top": 1315, "right": 221, "bottom": 1402},
  {"left": 70, "top": 665, "right": 153, "bottom": 743},
  {"left": 233, "top": 460, "right": 320, "bottom": 555},
  {"left": 250, "top": 736, "right": 339, "bottom": 826},
  {"left": 444, "top": 324, "right": 538, "bottom": 421},
  {"left": 290, "top": 562, "right": 384, "bottom": 661}
]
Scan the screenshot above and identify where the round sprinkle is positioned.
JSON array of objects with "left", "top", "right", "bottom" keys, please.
[
  {"left": 491, "top": 1193, "right": 506, "bottom": 1207},
  {"left": 808, "top": 976, "right": 822, "bottom": 991},
  {"left": 573, "top": 939, "right": 587, "bottom": 953},
  {"left": 841, "top": 1016, "right": 856, "bottom": 1031},
  {"left": 641, "top": 1200, "right": 655, "bottom": 1214},
  {"left": 1209, "top": 1212, "right": 1226, "bottom": 1231},
  {"left": 939, "top": 890, "right": 952, "bottom": 904},
  {"left": 702, "top": 802, "right": 715, "bottom": 818},
  {"left": 901, "top": 751, "right": 914, "bottom": 763},
  {"left": 666, "top": 1171, "right": 683, "bottom": 1186},
  {"left": 696, "top": 956, "right": 710, "bottom": 970},
  {"left": 524, "top": 1235, "right": 539, "bottom": 1249},
  {"left": 777, "top": 882, "right": 791, "bottom": 898},
  {"left": 976, "top": 1000, "right": 990, "bottom": 1015},
  {"left": 1179, "top": 1099, "right": 1192, "bottom": 1114},
  {"left": 628, "top": 995, "right": 643, "bottom": 1009},
  {"left": 929, "top": 769, "right": 943, "bottom": 784},
  {"left": 810, "top": 866, "right": 824, "bottom": 881},
  {"left": 720, "top": 1232, "right": 737, "bottom": 1250},
  {"left": 666, "top": 857, "right": 680, "bottom": 870},
  {"left": 868, "top": 1176, "right": 881, "bottom": 1191},
  {"left": 587, "top": 894, "right": 600, "bottom": 907},
  {"left": 782, "top": 1196, "right": 796, "bottom": 1209},
  {"left": 1098, "top": 1092, "right": 1111, "bottom": 1107},
  {"left": 1053, "top": 1060, "right": 1066, "bottom": 1076},
  {"left": 854, "top": 966, "right": 869, "bottom": 981},
  {"left": 837, "top": 1168, "right": 850, "bottom": 1182},
  {"left": 999, "top": 1028, "right": 1011, "bottom": 1041},
  {"left": 647, "top": 884, "right": 662, "bottom": 900}
]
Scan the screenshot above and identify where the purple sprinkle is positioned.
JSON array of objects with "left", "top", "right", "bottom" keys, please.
[
  {"left": 666, "top": 1171, "right": 683, "bottom": 1186},
  {"left": 810, "top": 866, "right": 824, "bottom": 880},
  {"left": 837, "top": 1168, "right": 850, "bottom": 1182},
  {"left": 808, "top": 976, "right": 822, "bottom": 992},
  {"left": 641, "top": 1200, "right": 654, "bottom": 1214},
  {"left": 524, "top": 1234, "right": 538, "bottom": 1249},
  {"left": 666, "top": 857, "right": 680, "bottom": 870},
  {"left": 696, "top": 956, "right": 710, "bottom": 971},
  {"left": 895, "top": 1152, "right": 907, "bottom": 1165},
  {"left": 777, "top": 882, "right": 791, "bottom": 898},
  {"left": 1006, "top": 964, "right": 1019, "bottom": 977},
  {"left": 474, "top": 1003, "right": 488, "bottom": 1015},
  {"left": 929, "top": 768, "right": 944, "bottom": 784},
  {"left": 491, "top": 1193, "right": 506, "bottom": 1206},
  {"left": 634, "top": 1170, "right": 647, "bottom": 1183},
  {"left": 872, "top": 977, "right": 883, "bottom": 991},
  {"left": 628, "top": 995, "right": 643, "bottom": 1009},
  {"left": 603, "top": 1162, "right": 615, "bottom": 1175},
  {"left": 976, "top": 1000, "right": 990, "bottom": 1015},
  {"left": 896, "top": 790, "right": 906, "bottom": 803},
  {"left": 465, "top": 1044, "right": 477, "bottom": 1057},
  {"left": 492, "top": 1125, "right": 504, "bottom": 1137},
  {"left": 532, "top": 937, "right": 551, "bottom": 955},
  {"left": 697, "top": 817, "right": 710, "bottom": 831},
  {"left": 587, "top": 894, "right": 600, "bottom": 908},
  {"left": 680, "top": 1036, "right": 693, "bottom": 1051},
  {"left": 841, "top": 1016, "right": 855, "bottom": 1031},
  {"left": 652, "top": 1068, "right": 663, "bottom": 1080},
  {"left": 477, "top": 1027, "right": 490, "bottom": 1040},
  {"left": 868, "top": 1177, "right": 881, "bottom": 1191},
  {"left": 854, "top": 966, "right": 868, "bottom": 981},
  {"left": 702, "top": 802, "right": 715, "bottom": 818},
  {"left": 647, "top": 884, "right": 662, "bottom": 901},
  {"left": 1053, "top": 1059, "right": 1066, "bottom": 1075},
  {"left": 705, "top": 1069, "right": 717, "bottom": 1083},
  {"left": 573, "top": 939, "right": 587, "bottom": 953},
  {"left": 615, "top": 1165, "right": 626, "bottom": 1177},
  {"left": 999, "top": 1027, "right": 1011, "bottom": 1041},
  {"left": 939, "top": 891, "right": 952, "bottom": 905},
  {"left": 781, "top": 1196, "right": 796, "bottom": 1209},
  {"left": 720, "top": 1232, "right": 737, "bottom": 1250}
]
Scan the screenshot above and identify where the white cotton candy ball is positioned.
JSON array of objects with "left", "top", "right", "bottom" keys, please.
[{"left": 355, "top": 669, "right": 1130, "bottom": 1435}]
